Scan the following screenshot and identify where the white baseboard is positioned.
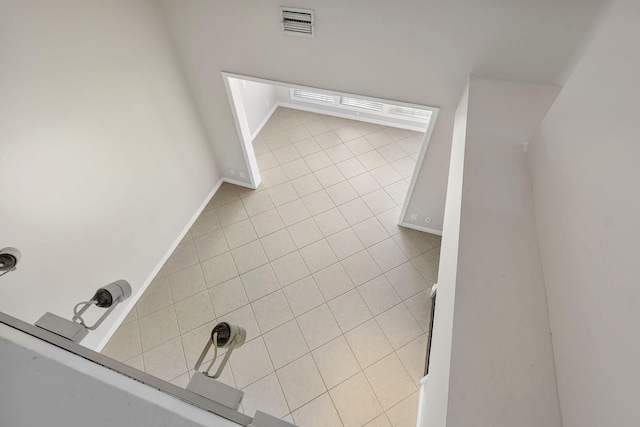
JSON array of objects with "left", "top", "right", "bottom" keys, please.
[
  {"left": 95, "top": 177, "right": 224, "bottom": 351},
  {"left": 223, "top": 176, "right": 258, "bottom": 189},
  {"left": 398, "top": 221, "right": 443, "bottom": 236}
]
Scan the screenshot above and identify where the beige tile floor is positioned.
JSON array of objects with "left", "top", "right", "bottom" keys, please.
[{"left": 102, "top": 107, "right": 440, "bottom": 427}]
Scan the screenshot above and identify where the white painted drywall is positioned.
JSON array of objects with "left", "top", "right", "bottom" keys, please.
[
  {"left": 233, "top": 78, "right": 277, "bottom": 139},
  {"left": 0, "top": 0, "right": 220, "bottom": 350},
  {"left": 444, "top": 77, "right": 561, "bottom": 427},
  {"left": 420, "top": 80, "right": 469, "bottom": 427},
  {"left": 0, "top": 323, "right": 238, "bottom": 427},
  {"left": 158, "top": 0, "right": 606, "bottom": 232},
  {"left": 528, "top": 1, "right": 640, "bottom": 425}
]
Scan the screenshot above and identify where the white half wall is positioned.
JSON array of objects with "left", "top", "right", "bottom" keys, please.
[
  {"left": 0, "top": 0, "right": 220, "bottom": 349},
  {"left": 0, "top": 323, "right": 238, "bottom": 427},
  {"left": 528, "top": 1, "right": 640, "bottom": 425},
  {"left": 232, "top": 78, "right": 278, "bottom": 140}
]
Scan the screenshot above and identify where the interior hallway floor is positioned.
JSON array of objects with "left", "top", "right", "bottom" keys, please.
[{"left": 102, "top": 107, "right": 440, "bottom": 427}]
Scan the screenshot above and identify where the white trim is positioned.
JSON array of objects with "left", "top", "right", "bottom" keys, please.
[
  {"left": 398, "top": 221, "right": 443, "bottom": 236},
  {"left": 250, "top": 102, "right": 278, "bottom": 142},
  {"left": 397, "top": 106, "right": 440, "bottom": 227},
  {"left": 277, "top": 101, "right": 427, "bottom": 133},
  {"left": 223, "top": 176, "right": 258, "bottom": 189},
  {"left": 96, "top": 178, "right": 224, "bottom": 351},
  {"left": 221, "top": 73, "right": 260, "bottom": 188}
]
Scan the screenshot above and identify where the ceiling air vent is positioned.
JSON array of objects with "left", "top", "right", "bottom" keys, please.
[{"left": 281, "top": 7, "right": 314, "bottom": 38}]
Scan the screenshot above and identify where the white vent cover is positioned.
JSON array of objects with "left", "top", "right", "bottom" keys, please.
[
  {"left": 292, "top": 89, "right": 334, "bottom": 104},
  {"left": 281, "top": 7, "right": 314, "bottom": 38},
  {"left": 340, "top": 97, "right": 384, "bottom": 112},
  {"left": 388, "top": 105, "right": 432, "bottom": 120}
]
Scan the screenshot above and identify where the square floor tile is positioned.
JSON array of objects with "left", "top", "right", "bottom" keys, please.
[
  {"left": 194, "top": 230, "right": 229, "bottom": 261},
  {"left": 261, "top": 166, "right": 289, "bottom": 188},
  {"left": 304, "top": 120, "right": 332, "bottom": 137},
  {"left": 143, "top": 337, "right": 187, "bottom": 381},
  {"left": 223, "top": 218, "right": 258, "bottom": 249},
  {"left": 231, "top": 240, "right": 268, "bottom": 274},
  {"left": 174, "top": 290, "right": 216, "bottom": 334},
  {"left": 391, "top": 156, "right": 416, "bottom": 179},
  {"left": 299, "top": 239, "right": 338, "bottom": 273},
  {"left": 230, "top": 337, "right": 274, "bottom": 389},
  {"left": 304, "top": 151, "right": 333, "bottom": 171},
  {"left": 357, "top": 151, "right": 387, "bottom": 171},
  {"left": 345, "top": 137, "right": 374, "bottom": 156},
  {"left": 325, "top": 144, "right": 354, "bottom": 164},
  {"left": 345, "top": 319, "right": 393, "bottom": 368},
  {"left": 277, "top": 199, "right": 311, "bottom": 226},
  {"left": 263, "top": 320, "right": 309, "bottom": 369},
  {"left": 370, "top": 164, "right": 403, "bottom": 188},
  {"left": 292, "top": 393, "right": 343, "bottom": 427},
  {"left": 201, "top": 251, "right": 238, "bottom": 288},
  {"left": 365, "top": 414, "right": 393, "bottom": 427},
  {"left": 375, "top": 303, "right": 422, "bottom": 350},
  {"left": 286, "top": 125, "right": 312, "bottom": 143},
  {"left": 341, "top": 251, "right": 382, "bottom": 286},
  {"left": 385, "top": 262, "right": 428, "bottom": 300},
  {"left": 335, "top": 125, "right": 362, "bottom": 142},
  {"left": 313, "top": 262, "right": 354, "bottom": 301},
  {"left": 283, "top": 276, "right": 325, "bottom": 317},
  {"left": 325, "top": 181, "right": 359, "bottom": 206},
  {"left": 314, "top": 165, "right": 345, "bottom": 188},
  {"left": 301, "top": 189, "right": 336, "bottom": 216},
  {"left": 286, "top": 218, "right": 324, "bottom": 249},
  {"left": 277, "top": 354, "right": 326, "bottom": 411},
  {"left": 364, "top": 353, "right": 416, "bottom": 410},
  {"left": 328, "top": 289, "right": 372, "bottom": 333},
  {"left": 335, "top": 157, "right": 367, "bottom": 179},
  {"left": 209, "top": 184, "right": 239, "bottom": 208},
  {"left": 190, "top": 209, "right": 222, "bottom": 238},
  {"left": 351, "top": 217, "right": 390, "bottom": 248},
  {"left": 291, "top": 173, "right": 323, "bottom": 198},
  {"left": 267, "top": 182, "right": 299, "bottom": 207},
  {"left": 240, "top": 263, "right": 280, "bottom": 302},
  {"left": 384, "top": 180, "right": 409, "bottom": 205},
  {"left": 396, "top": 334, "right": 428, "bottom": 386},
  {"left": 410, "top": 248, "right": 439, "bottom": 285},
  {"left": 241, "top": 373, "right": 290, "bottom": 418},
  {"left": 296, "top": 304, "right": 341, "bottom": 350},
  {"left": 260, "top": 228, "right": 297, "bottom": 261},
  {"left": 271, "top": 251, "right": 310, "bottom": 286},
  {"left": 358, "top": 275, "right": 401, "bottom": 316},
  {"left": 377, "top": 143, "right": 407, "bottom": 163},
  {"left": 368, "top": 238, "right": 408, "bottom": 272},
  {"left": 164, "top": 240, "right": 199, "bottom": 275},
  {"left": 404, "top": 290, "right": 431, "bottom": 332},
  {"left": 136, "top": 276, "right": 173, "bottom": 318},
  {"left": 138, "top": 305, "right": 180, "bottom": 352},
  {"left": 251, "top": 208, "right": 285, "bottom": 238},
  {"left": 215, "top": 200, "right": 249, "bottom": 228},
  {"left": 376, "top": 207, "right": 403, "bottom": 236},
  {"left": 312, "top": 336, "right": 360, "bottom": 389},
  {"left": 361, "top": 189, "right": 397, "bottom": 216},
  {"left": 264, "top": 131, "right": 290, "bottom": 150},
  {"left": 282, "top": 158, "right": 311, "bottom": 180},
  {"left": 339, "top": 198, "right": 374, "bottom": 226},
  {"left": 364, "top": 130, "right": 394, "bottom": 148},
  {"left": 386, "top": 392, "right": 420, "bottom": 427},
  {"left": 241, "top": 191, "right": 275, "bottom": 217},
  {"left": 273, "top": 144, "right": 301, "bottom": 165},
  {"left": 209, "top": 277, "right": 248, "bottom": 317},
  {"left": 326, "top": 228, "right": 365, "bottom": 260},
  {"left": 315, "top": 131, "right": 342, "bottom": 149},
  {"left": 349, "top": 172, "right": 382, "bottom": 196},
  {"left": 294, "top": 137, "right": 322, "bottom": 156},
  {"left": 313, "top": 208, "right": 349, "bottom": 237},
  {"left": 329, "top": 372, "right": 383, "bottom": 427},
  {"left": 101, "top": 321, "right": 141, "bottom": 361},
  {"left": 251, "top": 290, "right": 294, "bottom": 333}
]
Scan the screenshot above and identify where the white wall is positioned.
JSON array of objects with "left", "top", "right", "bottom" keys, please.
[
  {"left": 0, "top": 323, "right": 238, "bottom": 427},
  {"left": 421, "top": 77, "right": 562, "bottom": 427},
  {"left": 0, "top": 0, "right": 220, "bottom": 349},
  {"left": 158, "top": 0, "right": 605, "bottom": 232},
  {"left": 528, "top": 1, "right": 640, "bottom": 425},
  {"left": 233, "top": 78, "right": 278, "bottom": 139}
]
